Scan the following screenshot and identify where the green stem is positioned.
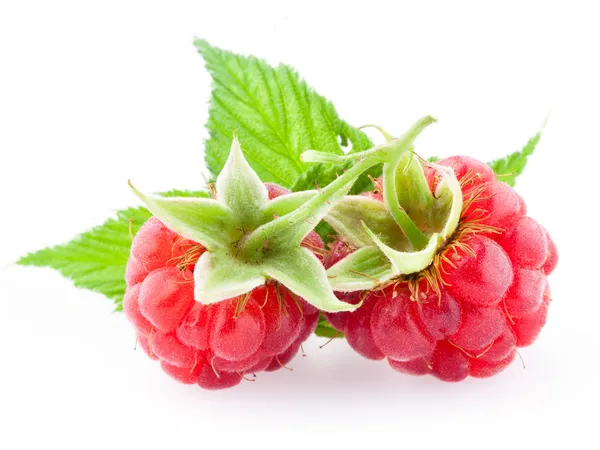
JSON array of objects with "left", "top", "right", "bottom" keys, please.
[
  {"left": 380, "top": 115, "right": 436, "bottom": 250},
  {"left": 242, "top": 115, "right": 437, "bottom": 258},
  {"left": 242, "top": 155, "right": 380, "bottom": 258},
  {"left": 383, "top": 158, "right": 429, "bottom": 250}
]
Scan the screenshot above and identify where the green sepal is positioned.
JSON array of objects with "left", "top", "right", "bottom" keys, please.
[
  {"left": 363, "top": 223, "right": 440, "bottom": 275},
  {"left": 319, "top": 117, "right": 464, "bottom": 291},
  {"left": 393, "top": 152, "right": 438, "bottom": 233},
  {"left": 244, "top": 154, "right": 381, "bottom": 255},
  {"left": 433, "top": 163, "right": 463, "bottom": 239},
  {"left": 194, "top": 249, "right": 265, "bottom": 304},
  {"left": 128, "top": 184, "right": 237, "bottom": 251},
  {"left": 262, "top": 247, "right": 359, "bottom": 312},
  {"left": 261, "top": 190, "right": 317, "bottom": 221},
  {"left": 130, "top": 134, "right": 377, "bottom": 312},
  {"left": 363, "top": 160, "right": 463, "bottom": 276},
  {"left": 216, "top": 134, "right": 269, "bottom": 228},
  {"left": 325, "top": 196, "right": 408, "bottom": 249},
  {"left": 327, "top": 246, "right": 395, "bottom": 292}
]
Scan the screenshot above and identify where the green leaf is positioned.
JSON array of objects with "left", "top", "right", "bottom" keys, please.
[
  {"left": 314, "top": 314, "right": 344, "bottom": 339},
  {"left": 17, "top": 191, "right": 208, "bottom": 310},
  {"left": 488, "top": 125, "right": 545, "bottom": 186},
  {"left": 314, "top": 221, "right": 337, "bottom": 246},
  {"left": 194, "top": 39, "right": 373, "bottom": 189}
]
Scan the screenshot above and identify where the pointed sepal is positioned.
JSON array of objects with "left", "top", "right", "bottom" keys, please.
[
  {"left": 128, "top": 182, "right": 237, "bottom": 250},
  {"left": 325, "top": 196, "right": 408, "bottom": 249},
  {"left": 327, "top": 247, "right": 395, "bottom": 291},
  {"left": 261, "top": 247, "right": 359, "bottom": 312},
  {"left": 363, "top": 222, "right": 440, "bottom": 275},
  {"left": 317, "top": 116, "right": 464, "bottom": 291},
  {"left": 432, "top": 163, "right": 463, "bottom": 239},
  {"left": 261, "top": 190, "right": 317, "bottom": 221},
  {"left": 243, "top": 153, "right": 382, "bottom": 256},
  {"left": 216, "top": 134, "right": 269, "bottom": 228},
  {"left": 194, "top": 250, "right": 265, "bottom": 304}
]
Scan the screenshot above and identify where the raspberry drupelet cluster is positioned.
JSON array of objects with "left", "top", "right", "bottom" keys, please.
[
  {"left": 123, "top": 184, "right": 322, "bottom": 389},
  {"left": 324, "top": 155, "right": 557, "bottom": 381},
  {"left": 123, "top": 117, "right": 558, "bottom": 388}
]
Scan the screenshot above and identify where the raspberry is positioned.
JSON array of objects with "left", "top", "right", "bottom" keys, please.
[
  {"left": 264, "top": 182, "right": 290, "bottom": 200},
  {"left": 512, "top": 298, "right": 550, "bottom": 347},
  {"left": 450, "top": 305, "right": 505, "bottom": 353},
  {"left": 125, "top": 217, "right": 196, "bottom": 286},
  {"left": 197, "top": 364, "right": 243, "bottom": 390},
  {"left": 264, "top": 342, "right": 302, "bottom": 372},
  {"left": 123, "top": 283, "right": 153, "bottom": 336},
  {"left": 469, "top": 351, "right": 516, "bottom": 378},
  {"left": 437, "top": 155, "right": 495, "bottom": 185},
  {"left": 294, "top": 308, "right": 321, "bottom": 344},
  {"left": 343, "top": 293, "right": 385, "bottom": 360},
  {"left": 371, "top": 287, "right": 436, "bottom": 361},
  {"left": 210, "top": 298, "right": 265, "bottom": 361},
  {"left": 137, "top": 335, "right": 158, "bottom": 360},
  {"left": 475, "top": 327, "right": 516, "bottom": 364},
  {"left": 326, "top": 155, "right": 558, "bottom": 381},
  {"left": 138, "top": 267, "right": 195, "bottom": 333},
  {"left": 443, "top": 235, "right": 513, "bottom": 307},
  {"left": 161, "top": 360, "right": 201, "bottom": 384},
  {"left": 503, "top": 268, "right": 546, "bottom": 318},
  {"left": 412, "top": 288, "right": 462, "bottom": 340},
  {"left": 151, "top": 332, "right": 197, "bottom": 367},
  {"left": 496, "top": 216, "right": 549, "bottom": 268},
  {"left": 176, "top": 303, "right": 212, "bottom": 350},
  {"left": 322, "top": 240, "right": 362, "bottom": 333},
  {"left": 388, "top": 356, "right": 432, "bottom": 376},
  {"left": 541, "top": 230, "right": 558, "bottom": 275},
  {"left": 462, "top": 181, "right": 526, "bottom": 230},
  {"left": 324, "top": 292, "right": 360, "bottom": 332},
  {"left": 258, "top": 285, "right": 303, "bottom": 355},
  {"left": 124, "top": 183, "right": 322, "bottom": 389},
  {"left": 212, "top": 351, "right": 265, "bottom": 373},
  {"left": 431, "top": 341, "right": 469, "bottom": 382}
]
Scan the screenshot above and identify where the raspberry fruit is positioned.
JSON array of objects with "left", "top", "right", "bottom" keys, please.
[
  {"left": 124, "top": 134, "right": 376, "bottom": 389},
  {"left": 324, "top": 154, "right": 557, "bottom": 381},
  {"left": 124, "top": 183, "right": 323, "bottom": 389}
]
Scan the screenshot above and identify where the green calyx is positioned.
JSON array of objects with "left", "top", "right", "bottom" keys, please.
[
  {"left": 129, "top": 134, "right": 378, "bottom": 312},
  {"left": 129, "top": 115, "right": 460, "bottom": 309},
  {"left": 315, "top": 118, "right": 464, "bottom": 292}
]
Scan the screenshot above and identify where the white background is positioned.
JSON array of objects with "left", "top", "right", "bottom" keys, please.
[{"left": 1, "top": 1, "right": 599, "bottom": 448}]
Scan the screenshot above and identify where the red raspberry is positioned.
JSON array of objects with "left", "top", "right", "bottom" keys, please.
[
  {"left": 542, "top": 231, "right": 558, "bottom": 275},
  {"left": 323, "top": 240, "right": 362, "bottom": 333},
  {"left": 371, "top": 287, "right": 436, "bottom": 361},
  {"left": 413, "top": 287, "right": 462, "bottom": 340},
  {"left": 123, "top": 183, "right": 322, "bottom": 389},
  {"left": 326, "top": 155, "right": 557, "bottom": 381},
  {"left": 125, "top": 217, "right": 197, "bottom": 286},
  {"left": 442, "top": 235, "right": 513, "bottom": 307},
  {"left": 344, "top": 292, "right": 385, "bottom": 360}
]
